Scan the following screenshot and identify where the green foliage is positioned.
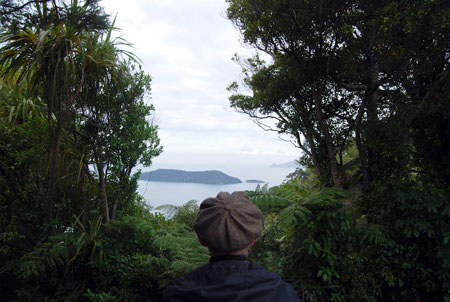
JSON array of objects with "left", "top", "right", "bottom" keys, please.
[
  {"left": 1, "top": 231, "right": 80, "bottom": 301},
  {"left": 1, "top": 1, "right": 448, "bottom": 301},
  {"left": 249, "top": 182, "right": 306, "bottom": 211},
  {"left": 67, "top": 216, "right": 105, "bottom": 274},
  {"left": 250, "top": 181, "right": 450, "bottom": 301},
  {"left": 0, "top": 209, "right": 209, "bottom": 301},
  {"left": 89, "top": 213, "right": 208, "bottom": 299},
  {"left": 156, "top": 199, "right": 199, "bottom": 229},
  {"left": 0, "top": 0, "right": 111, "bottom": 32},
  {"left": 361, "top": 182, "right": 450, "bottom": 301},
  {"left": 226, "top": 3, "right": 450, "bottom": 298},
  {"left": 226, "top": 0, "right": 450, "bottom": 189},
  {"left": 85, "top": 289, "right": 117, "bottom": 302},
  {"left": 0, "top": 1, "right": 165, "bottom": 300}
]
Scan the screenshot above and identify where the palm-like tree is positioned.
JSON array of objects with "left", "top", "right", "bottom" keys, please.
[{"left": 0, "top": 1, "right": 123, "bottom": 230}]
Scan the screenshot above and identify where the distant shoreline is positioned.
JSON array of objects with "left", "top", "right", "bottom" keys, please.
[{"left": 139, "top": 169, "right": 243, "bottom": 185}]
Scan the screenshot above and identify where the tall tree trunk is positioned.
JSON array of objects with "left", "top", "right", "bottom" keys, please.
[
  {"left": 81, "top": 169, "right": 87, "bottom": 225},
  {"left": 354, "top": 99, "right": 371, "bottom": 191},
  {"left": 298, "top": 109, "right": 324, "bottom": 181},
  {"left": 111, "top": 195, "right": 119, "bottom": 220},
  {"left": 302, "top": 131, "right": 323, "bottom": 181},
  {"left": 96, "top": 150, "right": 110, "bottom": 224},
  {"left": 312, "top": 91, "right": 342, "bottom": 188},
  {"left": 45, "top": 117, "right": 62, "bottom": 236},
  {"left": 365, "top": 52, "right": 379, "bottom": 181}
]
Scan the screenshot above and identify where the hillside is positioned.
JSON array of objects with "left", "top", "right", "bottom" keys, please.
[{"left": 139, "top": 169, "right": 242, "bottom": 184}]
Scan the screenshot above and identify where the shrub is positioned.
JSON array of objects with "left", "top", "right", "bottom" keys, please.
[{"left": 250, "top": 181, "right": 450, "bottom": 301}]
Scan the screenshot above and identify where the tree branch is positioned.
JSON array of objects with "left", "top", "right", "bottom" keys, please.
[
  {"left": 2, "top": 0, "right": 49, "bottom": 14},
  {"left": 403, "top": 74, "right": 446, "bottom": 128}
]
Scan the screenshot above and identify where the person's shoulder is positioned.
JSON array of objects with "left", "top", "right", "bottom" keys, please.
[
  {"left": 246, "top": 261, "right": 301, "bottom": 302},
  {"left": 162, "top": 264, "right": 211, "bottom": 302},
  {"left": 163, "top": 260, "right": 301, "bottom": 302},
  {"left": 246, "top": 260, "right": 283, "bottom": 279},
  {"left": 165, "top": 262, "right": 211, "bottom": 288}
]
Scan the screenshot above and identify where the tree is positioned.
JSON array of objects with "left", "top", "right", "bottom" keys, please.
[
  {"left": 1, "top": 0, "right": 163, "bottom": 232},
  {"left": 226, "top": 0, "right": 450, "bottom": 189},
  {"left": 227, "top": 3, "right": 450, "bottom": 299},
  {"left": 0, "top": 0, "right": 109, "bottom": 32},
  {"left": 78, "top": 62, "right": 162, "bottom": 223},
  {"left": 0, "top": 1, "right": 166, "bottom": 300},
  {"left": 0, "top": 1, "right": 124, "bottom": 231},
  {"left": 0, "top": 79, "right": 48, "bottom": 241}
]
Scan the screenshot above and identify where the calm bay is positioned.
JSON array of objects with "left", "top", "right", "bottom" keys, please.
[{"left": 137, "top": 164, "right": 294, "bottom": 207}]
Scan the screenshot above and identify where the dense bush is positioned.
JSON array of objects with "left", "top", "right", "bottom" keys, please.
[
  {"left": 250, "top": 182, "right": 450, "bottom": 301},
  {"left": 0, "top": 208, "right": 208, "bottom": 301},
  {"left": 363, "top": 182, "right": 450, "bottom": 301}
]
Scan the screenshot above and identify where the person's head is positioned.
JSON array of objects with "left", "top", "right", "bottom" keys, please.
[{"left": 193, "top": 191, "right": 263, "bottom": 256}]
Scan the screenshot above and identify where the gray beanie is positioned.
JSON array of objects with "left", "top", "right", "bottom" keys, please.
[{"left": 193, "top": 191, "right": 263, "bottom": 252}]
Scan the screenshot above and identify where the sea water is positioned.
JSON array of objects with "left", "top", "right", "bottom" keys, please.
[{"left": 137, "top": 163, "right": 294, "bottom": 208}]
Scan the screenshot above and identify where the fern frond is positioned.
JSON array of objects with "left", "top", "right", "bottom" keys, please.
[
  {"left": 279, "top": 202, "right": 312, "bottom": 230},
  {"left": 155, "top": 204, "right": 178, "bottom": 218},
  {"left": 361, "top": 223, "right": 388, "bottom": 246},
  {"left": 252, "top": 185, "right": 301, "bottom": 211}
]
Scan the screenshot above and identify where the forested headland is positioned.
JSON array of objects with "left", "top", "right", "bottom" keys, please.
[
  {"left": 1, "top": 0, "right": 449, "bottom": 301},
  {"left": 139, "top": 169, "right": 242, "bottom": 184}
]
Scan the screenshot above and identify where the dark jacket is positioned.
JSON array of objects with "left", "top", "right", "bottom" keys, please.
[{"left": 162, "top": 255, "right": 300, "bottom": 302}]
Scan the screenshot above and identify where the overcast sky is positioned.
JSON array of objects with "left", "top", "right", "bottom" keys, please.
[{"left": 101, "top": 0, "right": 300, "bottom": 166}]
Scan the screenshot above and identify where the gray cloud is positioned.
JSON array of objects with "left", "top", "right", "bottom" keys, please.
[{"left": 102, "top": 0, "right": 300, "bottom": 159}]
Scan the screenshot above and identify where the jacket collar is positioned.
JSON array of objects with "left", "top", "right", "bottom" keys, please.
[{"left": 209, "top": 254, "right": 248, "bottom": 263}]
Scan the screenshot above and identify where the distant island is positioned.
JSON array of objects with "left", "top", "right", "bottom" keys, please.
[
  {"left": 139, "top": 169, "right": 242, "bottom": 184},
  {"left": 270, "top": 161, "right": 297, "bottom": 168},
  {"left": 246, "top": 179, "right": 265, "bottom": 183}
]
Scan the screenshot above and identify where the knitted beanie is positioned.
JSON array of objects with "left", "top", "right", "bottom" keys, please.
[{"left": 193, "top": 191, "right": 263, "bottom": 252}]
